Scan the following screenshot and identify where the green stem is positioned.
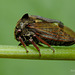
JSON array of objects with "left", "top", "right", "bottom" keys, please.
[{"left": 0, "top": 45, "right": 75, "bottom": 60}]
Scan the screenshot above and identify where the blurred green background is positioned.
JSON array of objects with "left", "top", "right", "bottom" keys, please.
[{"left": 0, "top": 0, "right": 75, "bottom": 75}]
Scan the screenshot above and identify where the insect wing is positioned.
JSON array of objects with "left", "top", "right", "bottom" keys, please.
[{"left": 29, "top": 22, "right": 75, "bottom": 42}]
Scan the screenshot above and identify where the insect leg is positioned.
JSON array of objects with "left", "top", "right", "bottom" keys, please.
[
  {"left": 18, "top": 36, "right": 28, "bottom": 53},
  {"left": 29, "top": 38, "right": 41, "bottom": 56},
  {"left": 33, "top": 35, "right": 55, "bottom": 53}
]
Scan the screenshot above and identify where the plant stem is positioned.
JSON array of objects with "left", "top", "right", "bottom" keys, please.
[{"left": 0, "top": 45, "right": 75, "bottom": 60}]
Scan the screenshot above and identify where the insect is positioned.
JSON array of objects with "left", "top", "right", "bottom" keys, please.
[{"left": 14, "top": 13, "right": 75, "bottom": 56}]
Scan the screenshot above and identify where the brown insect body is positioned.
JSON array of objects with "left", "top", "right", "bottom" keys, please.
[{"left": 14, "top": 13, "right": 75, "bottom": 56}]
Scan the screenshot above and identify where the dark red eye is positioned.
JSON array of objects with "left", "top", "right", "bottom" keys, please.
[{"left": 17, "top": 29, "right": 21, "bottom": 33}]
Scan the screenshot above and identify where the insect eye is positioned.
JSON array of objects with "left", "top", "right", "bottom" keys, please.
[{"left": 17, "top": 29, "right": 21, "bottom": 33}]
